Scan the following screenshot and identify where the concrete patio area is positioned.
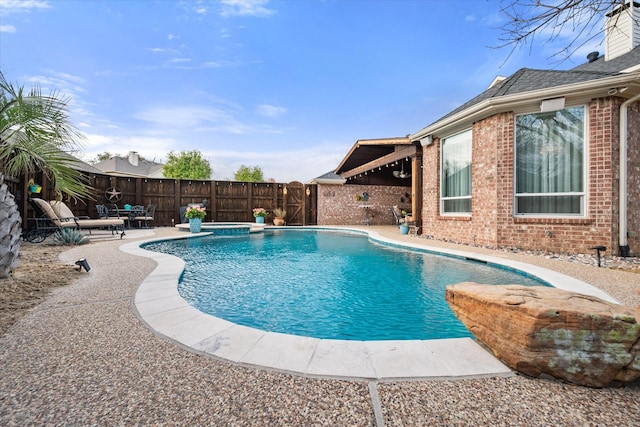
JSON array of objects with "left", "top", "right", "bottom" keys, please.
[{"left": 1, "top": 226, "right": 638, "bottom": 426}]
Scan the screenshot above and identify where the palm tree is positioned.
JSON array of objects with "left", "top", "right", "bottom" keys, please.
[{"left": 0, "top": 70, "right": 92, "bottom": 278}]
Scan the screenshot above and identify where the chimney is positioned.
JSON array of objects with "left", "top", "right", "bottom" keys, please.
[
  {"left": 127, "top": 151, "right": 139, "bottom": 167},
  {"left": 605, "top": 1, "right": 639, "bottom": 61}
]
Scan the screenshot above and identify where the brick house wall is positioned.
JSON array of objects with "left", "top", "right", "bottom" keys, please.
[
  {"left": 317, "top": 183, "right": 412, "bottom": 226},
  {"left": 420, "top": 97, "right": 640, "bottom": 255}
]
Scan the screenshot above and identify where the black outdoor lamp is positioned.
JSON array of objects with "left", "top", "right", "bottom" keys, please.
[
  {"left": 589, "top": 246, "right": 606, "bottom": 268},
  {"left": 75, "top": 258, "right": 91, "bottom": 272}
]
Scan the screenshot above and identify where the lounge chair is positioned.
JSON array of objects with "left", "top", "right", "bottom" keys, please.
[{"left": 24, "top": 199, "right": 125, "bottom": 241}]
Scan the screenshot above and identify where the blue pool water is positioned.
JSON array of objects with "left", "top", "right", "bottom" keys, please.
[{"left": 143, "top": 230, "right": 546, "bottom": 341}]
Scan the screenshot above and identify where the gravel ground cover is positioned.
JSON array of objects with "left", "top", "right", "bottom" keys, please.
[{"left": 1, "top": 227, "right": 639, "bottom": 426}]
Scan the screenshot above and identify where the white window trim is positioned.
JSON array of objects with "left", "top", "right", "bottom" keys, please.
[
  {"left": 440, "top": 128, "right": 472, "bottom": 216},
  {"left": 513, "top": 105, "right": 589, "bottom": 218}
]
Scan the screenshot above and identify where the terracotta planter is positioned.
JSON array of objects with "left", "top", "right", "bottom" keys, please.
[{"left": 273, "top": 217, "right": 285, "bottom": 226}]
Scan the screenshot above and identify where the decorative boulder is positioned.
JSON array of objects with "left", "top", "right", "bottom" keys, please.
[{"left": 446, "top": 283, "right": 640, "bottom": 388}]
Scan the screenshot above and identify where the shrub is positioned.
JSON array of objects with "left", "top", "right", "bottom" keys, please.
[{"left": 52, "top": 229, "right": 89, "bottom": 246}]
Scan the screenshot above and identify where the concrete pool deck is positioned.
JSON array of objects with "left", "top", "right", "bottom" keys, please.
[
  {"left": 3, "top": 226, "right": 639, "bottom": 426},
  {"left": 124, "top": 226, "right": 615, "bottom": 381}
]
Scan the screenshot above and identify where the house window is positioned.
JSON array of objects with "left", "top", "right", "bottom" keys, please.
[
  {"left": 515, "top": 106, "right": 585, "bottom": 215},
  {"left": 441, "top": 129, "right": 472, "bottom": 214}
]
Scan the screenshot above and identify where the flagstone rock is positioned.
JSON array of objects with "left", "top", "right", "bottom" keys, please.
[{"left": 445, "top": 283, "right": 640, "bottom": 388}]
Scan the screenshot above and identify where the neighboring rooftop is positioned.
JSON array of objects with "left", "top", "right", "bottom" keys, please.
[
  {"left": 93, "top": 151, "right": 165, "bottom": 178},
  {"left": 60, "top": 152, "right": 104, "bottom": 175}
]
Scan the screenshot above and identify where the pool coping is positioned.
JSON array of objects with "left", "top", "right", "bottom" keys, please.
[{"left": 123, "top": 227, "right": 617, "bottom": 381}]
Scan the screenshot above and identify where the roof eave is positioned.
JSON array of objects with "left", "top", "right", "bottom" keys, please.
[
  {"left": 334, "top": 137, "right": 410, "bottom": 174},
  {"left": 411, "top": 73, "right": 640, "bottom": 142},
  {"left": 309, "top": 177, "right": 347, "bottom": 185}
]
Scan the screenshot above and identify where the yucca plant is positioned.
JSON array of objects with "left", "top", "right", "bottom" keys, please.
[
  {"left": 0, "top": 173, "right": 21, "bottom": 275},
  {"left": 273, "top": 208, "right": 286, "bottom": 218},
  {"left": 51, "top": 228, "right": 89, "bottom": 246},
  {"left": 0, "top": 70, "right": 92, "bottom": 278}
]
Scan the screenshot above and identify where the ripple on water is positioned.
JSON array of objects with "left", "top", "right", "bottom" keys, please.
[{"left": 144, "top": 231, "right": 545, "bottom": 341}]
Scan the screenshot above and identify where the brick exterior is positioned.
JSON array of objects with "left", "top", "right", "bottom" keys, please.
[
  {"left": 420, "top": 98, "right": 640, "bottom": 255},
  {"left": 317, "top": 183, "right": 412, "bottom": 226}
]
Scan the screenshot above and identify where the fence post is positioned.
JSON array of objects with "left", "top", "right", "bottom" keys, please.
[
  {"left": 174, "top": 179, "right": 181, "bottom": 224},
  {"left": 136, "top": 177, "right": 143, "bottom": 205},
  {"left": 210, "top": 180, "right": 217, "bottom": 222}
]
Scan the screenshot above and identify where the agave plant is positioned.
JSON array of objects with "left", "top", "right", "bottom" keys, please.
[
  {"left": 52, "top": 228, "right": 89, "bottom": 246},
  {"left": 0, "top": 70, "right": 92, "bottom": 278}
]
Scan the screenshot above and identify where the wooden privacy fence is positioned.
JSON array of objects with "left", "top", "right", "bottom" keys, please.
[{"left": 16, "top": 172, "right": 317, "bottom": 227}]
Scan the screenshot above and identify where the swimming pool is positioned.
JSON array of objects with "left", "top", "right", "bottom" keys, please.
[{"left": 143, "top": 229, "right": 545, "bottom": 341}]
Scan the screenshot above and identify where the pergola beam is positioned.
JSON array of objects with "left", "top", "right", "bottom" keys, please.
[{"left": 340, "top": 146, "right": 417, "bottom": 179}]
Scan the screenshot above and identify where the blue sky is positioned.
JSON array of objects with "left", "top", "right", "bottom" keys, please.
[{"left": 0, "top": 0, "right": 605, "bottom": 182}]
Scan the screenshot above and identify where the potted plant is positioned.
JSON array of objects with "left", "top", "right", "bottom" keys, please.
[
  {"left": 27, "top": 178, "right": 42, "bottom": 195},
  {"left": 273, "top": 208, "right": 286, "bottom": 226},
  {"left": 399, "top": 223, "right": 410, "bottom": 235},
  {"left": 252, "top": 207, "right": 268, "bottom": 224},
  {"left": 185, "top": 206, "right": 206, "bottom": 233}
]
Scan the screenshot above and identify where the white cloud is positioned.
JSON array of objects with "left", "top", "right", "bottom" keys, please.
[
  {"left": 465, "top": 15, "right": 476, "bottom": 22},
  {"left": 219, "top": 0, "right": 275, "bottom": 18},
  {"left": 202, "top": 61, "right": 224, "bottom": 68},
  {"left": 0, "top": 0, "right": 51, "bottom": 16},
  {"left": 207, "top": 143, "right": 348, "bottom": 182},
  {"left": 19, "top": 72, "right": 87, "bottom": 99},
  {"left": 81, "top": 132, "right": 175, "bottom": 164},
  {"left": 0, "top": 24, "right": 16, "bottom": 32},
  {"left": 134, "top": 105, "right": 236, "bottom": 129},
  {"left": 255, "top": 104, "right": 287, "bottom": 118}
]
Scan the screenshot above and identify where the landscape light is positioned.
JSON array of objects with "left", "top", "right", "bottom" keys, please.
[{"left": 75, "top": 258, "right": 91, "bottom": 272}]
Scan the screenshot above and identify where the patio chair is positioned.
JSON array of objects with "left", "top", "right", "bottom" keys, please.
[
  {"left": 392, "top": 205, "right": 406, "bottom": 225},
  {"left": 133, "top": 204, "right": 156, "bottom": 228},
  {"left": 96, "top": 204, "right": 109, "bottom": 218},
  {"left": 26, "top": 199, "right": 126, "bottom": 240},
  {"left": 392, "top": 205, "right": 414, "bottom": 225}
]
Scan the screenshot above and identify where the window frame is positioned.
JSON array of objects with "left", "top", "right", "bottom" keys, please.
[
  {"left": 513, "top": 105, "right": 588, "bottom": 218},
  {"left": 440, "top": 128, "right": 472, "bottom": 216}
]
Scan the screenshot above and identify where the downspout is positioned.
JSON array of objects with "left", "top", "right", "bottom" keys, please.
[{"left": 618, "top": 93, "right": 640, "bottom": 257}]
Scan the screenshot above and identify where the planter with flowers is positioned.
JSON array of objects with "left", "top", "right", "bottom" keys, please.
[
  {"left": 185, "top": 206, "right": 206, "bottom": 233},
  {"left": 253, "top": 207, "right": 267, "bottom": 224},
  {"left": 27, "top": 178, "right": 42, "bottom": 195}
]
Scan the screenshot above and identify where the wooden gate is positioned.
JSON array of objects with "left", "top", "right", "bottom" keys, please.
[{"left": 284, "top": 181, "right": 304, "bottom": 225}]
